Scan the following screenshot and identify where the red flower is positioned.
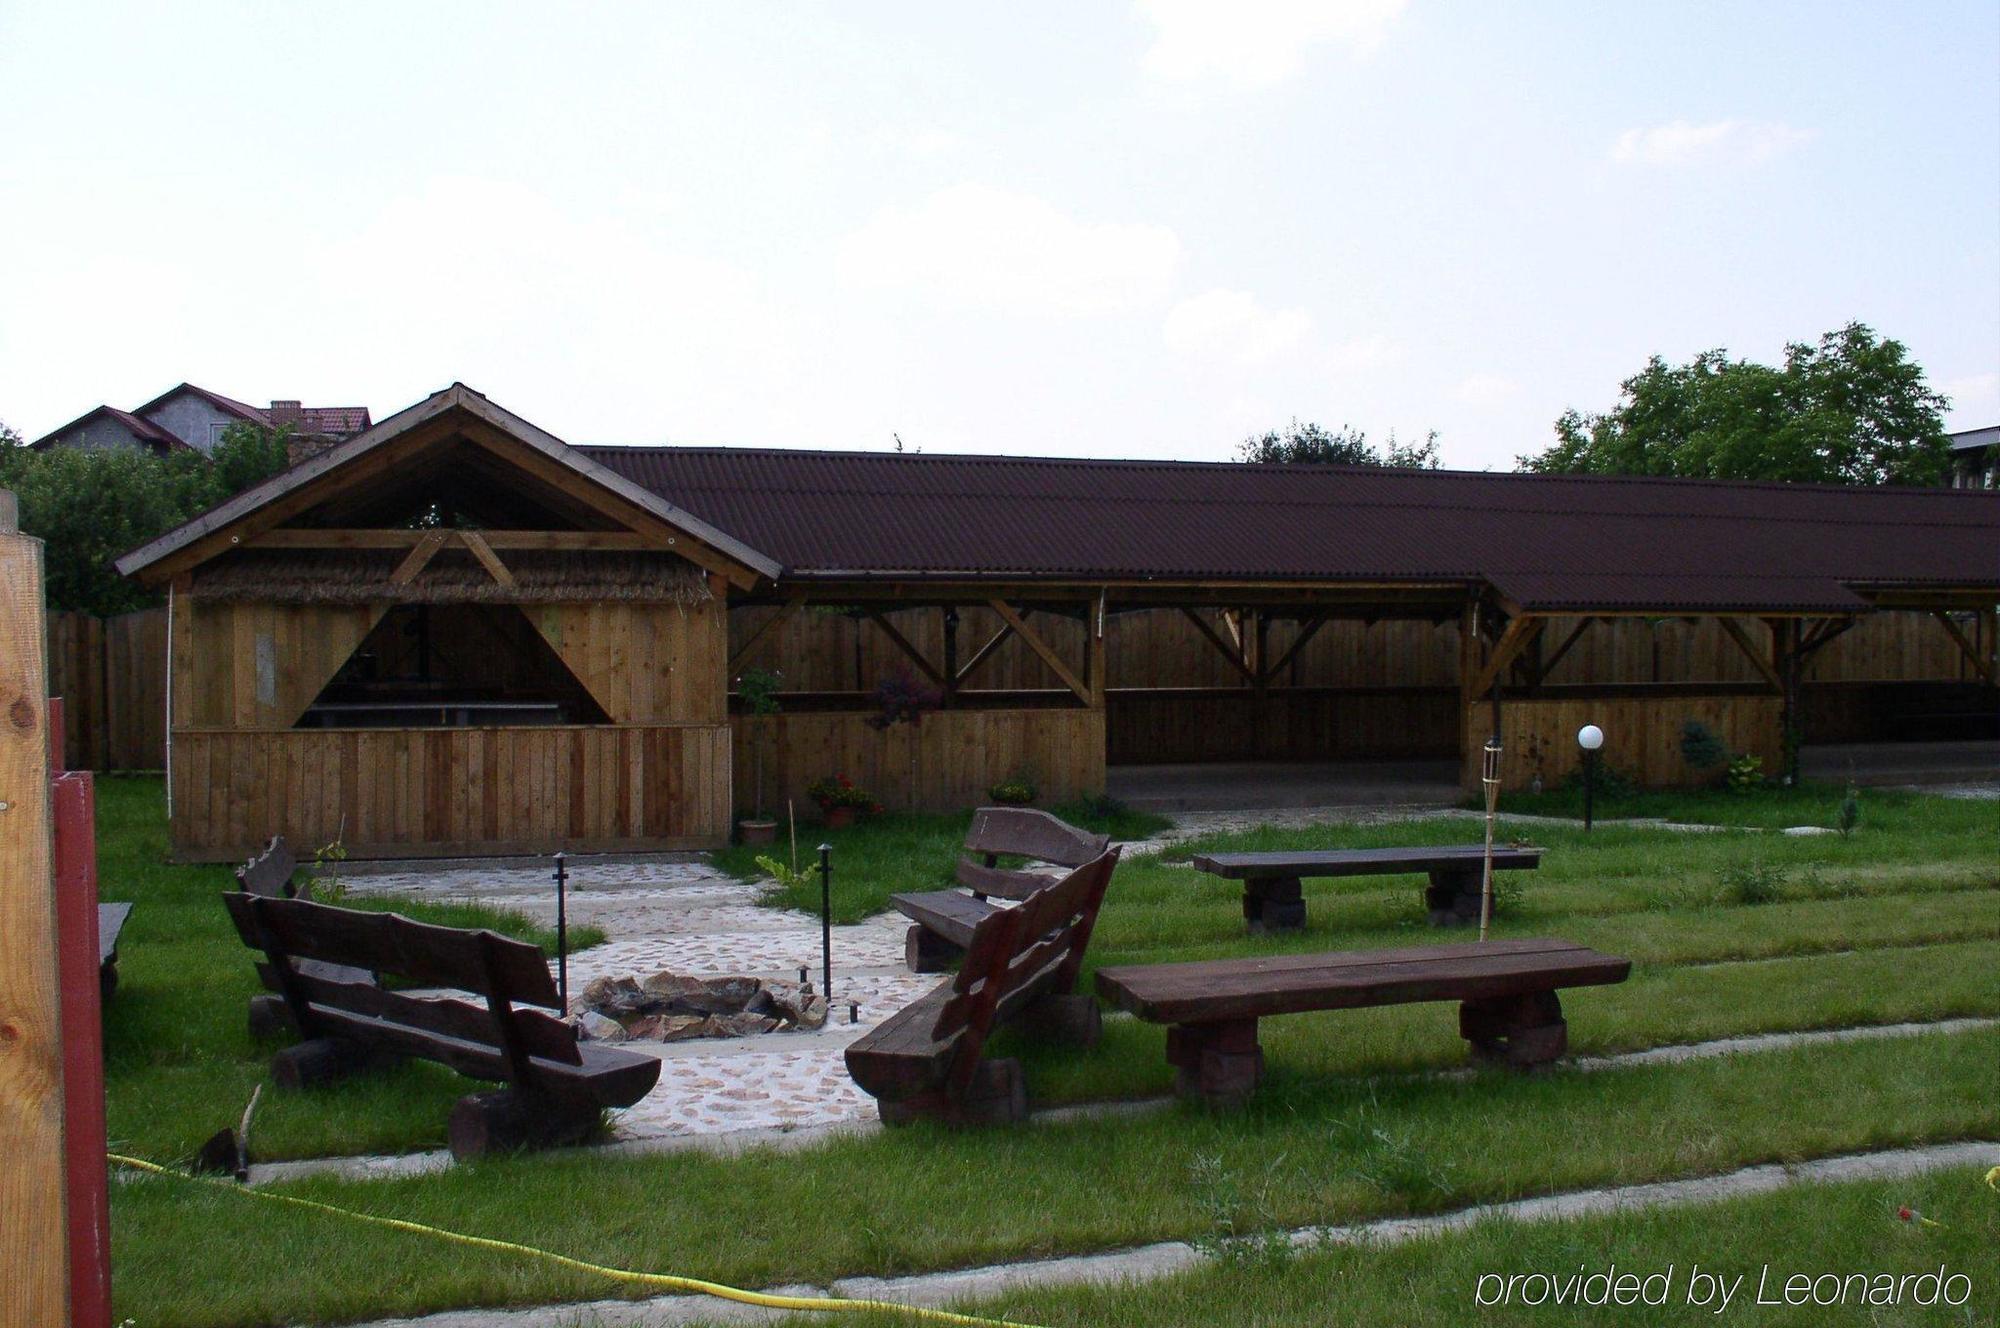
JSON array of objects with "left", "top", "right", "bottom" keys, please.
[{"left": 1897, "top": 1206, "right": 1914, "bottom": 1222}]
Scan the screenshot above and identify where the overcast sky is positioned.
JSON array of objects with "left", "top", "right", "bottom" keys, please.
[{"left": 3, "top": 2, "right": 1995, "bottom": 468}]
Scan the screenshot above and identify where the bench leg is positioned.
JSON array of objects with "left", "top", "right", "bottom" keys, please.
[
  {"left": 1166, "top": 1019, "right": 1264, "bottom": 1107},
  {"left": 448, "top": 1089, "right": 603, "bottom": 1159},
  {"left": 876, "top": 1057, "right": 1028, "bottom": 1127},
  {"left": 270, "top": 1036, "right": 402, "bottom": 1090},
  {"left": 248, "top": 993, "right": 297, "bottom": 1041},
  {"left": 1460, "top": 991, "right": 1567, "bottom": 1068},
  {"left": 1018, "top": 992, "right": 1102, "bottom": 1048},
  {"left": 905, "top": 924, "right": 964, "bottom": 974},
  {"left": 1242, "top": 877, "right": 1307, "bottom": 934},
  {"left": 1425, "top": 867, "right": 1484, "bottom": 927}
]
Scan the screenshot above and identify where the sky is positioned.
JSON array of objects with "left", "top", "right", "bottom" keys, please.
[{"left": 2, "top": 2, "right": 1996, "bottom": 469}]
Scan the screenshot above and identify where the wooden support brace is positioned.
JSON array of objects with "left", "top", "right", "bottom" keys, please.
[
  {"left": 1719, "top": 617, "right": 1784, "bottom": 693},
  {"left": 986, "top": 600, "right": 1091, "bottom": 703},
  {"left": 1257, "top": 614, "right": 1327, "bottom": 686},
  {"left": 866, "top": 612, "right": 947, "bottom": 687},
  {"left": 1933, "top": 611, "right": 1996, "bottom": 685},
  {"left": 1179, "top": 608, "right": 1257, "bottom": 683},
  {"left": 1468, "top": 615, "right": 1545, "bottom": 700},
  {"left": 955, "top": 622, "right": 1015, "bottom": 685},
  {"left": 457, "top": 531, "right": 516, "bottom": 588},
  {"left": 728, "top": 594, "right": 805, "bottom": 674},
  {"left": 390, "top": 530, "right": 449, "bottom": 585}
]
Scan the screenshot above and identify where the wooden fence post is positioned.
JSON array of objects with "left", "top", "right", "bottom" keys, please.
[{"left": 0, "top": 488, "right": 71, "bottom": 1325}]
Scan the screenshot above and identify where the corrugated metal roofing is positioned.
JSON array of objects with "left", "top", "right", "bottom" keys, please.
[{"left": 579, "top": 446, "right": 2000, "bottom": 612}]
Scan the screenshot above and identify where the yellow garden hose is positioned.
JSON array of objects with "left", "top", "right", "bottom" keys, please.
[{"left": 109, "top": 1153, "right": 1041, "bottom": 1328}]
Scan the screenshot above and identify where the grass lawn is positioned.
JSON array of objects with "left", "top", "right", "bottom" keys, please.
[
  {"left": 101, "top": 777, "right": 1997, "bottom": 1326},
  {"left": 95, "top": 776, "right": 604, "bottom": 1162},
  {"left": 761, "top": 1167, "right": 2000, "bottom": 1327}
]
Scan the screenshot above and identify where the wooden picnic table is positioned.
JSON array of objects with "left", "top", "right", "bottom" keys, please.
[
  {"left": 1192, "top": 844, "right": 1543, "bottom": 932},
  {"left": 1095, "top": 937, "right": 1630, "bottom": 1106}
]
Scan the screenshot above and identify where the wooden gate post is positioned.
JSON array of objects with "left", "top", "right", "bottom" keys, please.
[{"left": 0, "top": 488, "right": 71, "bottom": 1325}]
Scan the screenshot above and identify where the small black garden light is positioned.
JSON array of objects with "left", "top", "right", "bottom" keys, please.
[{"left": 1577, "top": 724, "right": 1605, "bottom": 832}]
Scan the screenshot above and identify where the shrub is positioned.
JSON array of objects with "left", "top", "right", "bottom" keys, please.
[
  {"left": 804, "top": 774, "right": 880, "bottom": 814},
  {"left": 1679, "top": 720, "right": 1728, "bottom": 773},
  {"left": 1561, "top": 758, "right": 1633, "bottom": 800},
  {"left": 1716, "top": 859, "right": 1789, "bottom": 905},
  {"left": 988, "top": 774, "right": 1037, "bottom": 805},
  {"left": 1725, "top": 753, "right": 1765, "bottom": 792}
]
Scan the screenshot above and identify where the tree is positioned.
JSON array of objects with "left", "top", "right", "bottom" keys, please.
[
  {"left": 1521, "top": 322, "right": 1950, "bottom": 485},
  {"left": 0, "top": 422, "right": 292, "bottom": 615},
  {"left": 1238, "top": 419, "right": 1442, "bottom": 468}
]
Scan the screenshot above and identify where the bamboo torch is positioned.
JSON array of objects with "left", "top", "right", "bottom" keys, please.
[{"left": 1479, "top": 736, "right": 1503, "bottom": 942}]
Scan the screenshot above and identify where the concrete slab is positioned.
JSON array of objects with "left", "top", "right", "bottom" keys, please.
[{"left": 1802, "top": 739, "right": 2000, "bottom": 788}]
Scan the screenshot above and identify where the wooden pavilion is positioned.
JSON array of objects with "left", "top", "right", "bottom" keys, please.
[{"left": 118, "top": 384, "right": 2000, "bottom": 861}]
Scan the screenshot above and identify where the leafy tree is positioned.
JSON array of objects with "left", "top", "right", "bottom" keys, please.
[
  {"left": 0, "top": 422, "right": 292, "bottom": 615},
  {"left": 1238, "top": 419, "right": 1442, "bottom": 468},
  {"left": 1521, "top": 322, "right": 1950, "bottom": 485}
]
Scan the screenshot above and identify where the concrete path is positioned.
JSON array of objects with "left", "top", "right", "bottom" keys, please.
[{"left": 332, "top": 1137, "right": 1999, "bottom": 1328}]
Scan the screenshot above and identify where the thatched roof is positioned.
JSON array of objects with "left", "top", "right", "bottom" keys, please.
[{"left": 187, "top": 548, "right": 713, "bottom": 605}]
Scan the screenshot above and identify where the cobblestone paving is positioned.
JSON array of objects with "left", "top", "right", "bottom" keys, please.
[{"left": 341, "top": 857, "right": 925, "bottom": 1140}]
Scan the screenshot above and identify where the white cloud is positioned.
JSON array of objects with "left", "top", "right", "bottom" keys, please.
[
  {"left": 1322, "top": 334, "right": 1400, "bottom": 374},
  {"left": 1163, "top": 289, "right": 1312, "bottom": 364},
  {"left": 1455, "top": 371, "right": 1520, "bottom": 407},
  {"left": 1611, "top": 119, "right": 1816, "bottom": 166},
  {"left": 1136, "top": 0, "right": 1407, "bottom": 88},
  {"left": 839, "top": 183, "right": 1185, "bottom": 317}
]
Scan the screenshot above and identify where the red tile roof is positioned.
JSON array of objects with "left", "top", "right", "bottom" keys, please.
[
  {"left": 267, "top": 402, "right": 373, "bottom": 437},
  {"left": 578, "top": 446, "right": 2000, "bottom": 612}
]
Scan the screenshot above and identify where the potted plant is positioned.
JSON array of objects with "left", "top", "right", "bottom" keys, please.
[
  {"left": 735, "top": 667, "right": 783, "bottom": 845},
  {"left": 865, "top": 669, "right": 941, "bottom": 811},
  {"left": 807, "top": 774, "right": 881, "bottom": 829}
]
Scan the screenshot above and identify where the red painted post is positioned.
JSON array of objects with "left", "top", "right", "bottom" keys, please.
[{"left": 50, "top": 694, "right": 112, "bottom": 1328}]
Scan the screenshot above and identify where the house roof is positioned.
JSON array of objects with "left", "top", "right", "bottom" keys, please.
[
  {"left": 268, "top": 402, "right": 373, "bottom": 436},
  {"left": 1949, "top": 425, "right": 1998, "bottom": 453},
  {"left": 29, "top": 404, "right": 188, "bottom": 452},
  {"left": 580, "top": 446, "right": 2000, "bottom": 613},
  {"left": 134, "top": 382, "right": 272, "bottom": 427}
]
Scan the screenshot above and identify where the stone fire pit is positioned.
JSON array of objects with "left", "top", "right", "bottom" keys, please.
[{"left": 573, "top": 971, "right": 830, "bottom": 1043}]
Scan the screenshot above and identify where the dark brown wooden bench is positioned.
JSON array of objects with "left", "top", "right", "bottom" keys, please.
[
  {"left": 847, "top": 846, "right": 1120, "bottom": 1124},
  {"left": 223, "top": 892, "right": 661, "bottom": 1157},
  {"left": 893, "top": 807, "right": 1112, "bottom": 972},
  {"left": 1095, "top": 937, "right": 1630, "bottom": 1107},
  {"left": 234, "top": 836, "right": 379, "bottom": 1036},
  {"left": 1192, "top": 844, "right": 1544, "bottom": 932}
]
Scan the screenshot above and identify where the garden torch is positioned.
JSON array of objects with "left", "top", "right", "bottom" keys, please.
[{"left": 1479, "top": 736, "right": 1503, "bottom": 942}]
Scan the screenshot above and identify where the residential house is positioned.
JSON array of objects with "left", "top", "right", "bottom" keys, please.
[{"left": 31, "top": 383, "right": 372, "bottom": 460}]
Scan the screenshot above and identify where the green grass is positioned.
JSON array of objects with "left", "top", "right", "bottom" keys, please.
[
  {"left": 1485, "top": 777, "right": 1973, "bottom": 831},
  {"left": 99, "top": 776, "right": 2000, "bottom": 1325},
  {"left": 95, "top": 776, "right": 604, "bottom": 1162},
  {"left": 110, "top": 1027, "right": 2000, "bottom": 1327},
  {"left": 712, "top": 798, "right": 1172, "bottom": 922},
  {"left": 759, "top": 1167, "right": 2000, "bottom": 1327}
]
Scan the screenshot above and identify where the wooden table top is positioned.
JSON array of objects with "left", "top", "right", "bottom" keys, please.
[
  {"left": 1191, "top": 844, "right": 1543, "bottom": 879},
  {"left": 1095, "top": 937, "right": 1627, "bottom": 1024}
]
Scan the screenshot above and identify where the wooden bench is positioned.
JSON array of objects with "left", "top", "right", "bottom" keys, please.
[
  {"left": 1192, "top": 844, "right": 1544, "bottom": 932},
  {"left": 223, "top": 891, "right": 661, "bottom": 1157},
  {"left": 235, "top": 836, "right": 379, "bottom": 1037},
  {"left": 893, "top": 806, "right": 1112, "bottom": 972},
  {"left": 847, "top": 846, "right": 1120, "bottom": 1124},
  {"left": 1095, "top": 938, "right": 1630, "bottom": 1107}
]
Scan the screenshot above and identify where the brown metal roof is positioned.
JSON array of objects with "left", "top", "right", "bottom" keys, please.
[{"left": 579, "top": 446, "right": 2000, "bottom": 613}]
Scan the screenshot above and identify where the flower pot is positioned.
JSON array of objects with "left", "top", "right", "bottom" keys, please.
[
  {"left": 737, "top": 818, "right": 777, "bottom": 846},
  {"left": 823, "top": 806, "right": 856, "bottom": 830}
]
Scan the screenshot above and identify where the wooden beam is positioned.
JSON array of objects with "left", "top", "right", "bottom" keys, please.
[
  {"left": 987, "top": 600, "right": 1091, "bottom": 703},
  {"left": 457, "top": 531, "right": 516, "bottom": 589},
  {"left": 1798, "top": 616, "right": 1857, "bottom": 659},
  {"left": 0, "top": 491, "right": 68, "bottom": 1325},
  {"left": 1933, "top": 611, "right": 1997, "bottom": 685},
  {"left": 1719, "top": 617, "right": 1784, "bottom": 693},
  {"left": 248, "top": 528, "right": 653, "bottom": 551},
  {"left": 955, "top": 622, "right": 1015, "bottom": 685},
  {"left": 1178, "top": 608, "right": 1257, "bottom": 683},
  {"left": 728, "top": 595, "right": 805, "bottom": 674},
  {"left": 1539, "top": 617, "right": 1595, "bottom": 681},
  {"left": 1467, "top": 615, "right": 1545, "bottom": 700},
  {"left": 865, "top": 611, "right": 946, "bottom": 687},
  {"left": 1257, "top": 613, "right": 1327, "bottom": 686},
  {"left": 390, "top": 530, "right": 449, "bottom": 585}
]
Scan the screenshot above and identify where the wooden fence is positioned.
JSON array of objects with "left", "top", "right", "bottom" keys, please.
[
  {"left": 168, "top": 723, "right": 732, "bottom": 861},
  {"left": 1468, "top": 692, "right": 1785, "bottom": 791},
  {"left": 45, "top": 608, "right": 166, "bottom": 771}
]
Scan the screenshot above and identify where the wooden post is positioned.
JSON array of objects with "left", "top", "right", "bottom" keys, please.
[
  {"left": 940, "top": 608, "right": 959, "bottom": 708},
  {"left": 0, "top": 488, "right": 71, "bottom": 1326}
]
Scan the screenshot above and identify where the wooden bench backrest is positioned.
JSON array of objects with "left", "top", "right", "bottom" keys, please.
[
  {"left": 222, "top": 892, "right": 580, "bottom": 1075},
  {"left": 933, "top": 845, "right": 1121, "bottom": 1095},
  {"left": 237, "top": 836, "right": 302, "bottom": 898},
  {"left": 958, "top": 807, "right": 1112, "bottom": 902}
]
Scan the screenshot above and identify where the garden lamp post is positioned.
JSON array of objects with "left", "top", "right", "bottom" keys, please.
[
  {"left": 1478, "top": 736, "right": 1503, "bottom": 941},
  {"left": 1577, "top": 724, "right": 1604, "bottom": 832}
]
